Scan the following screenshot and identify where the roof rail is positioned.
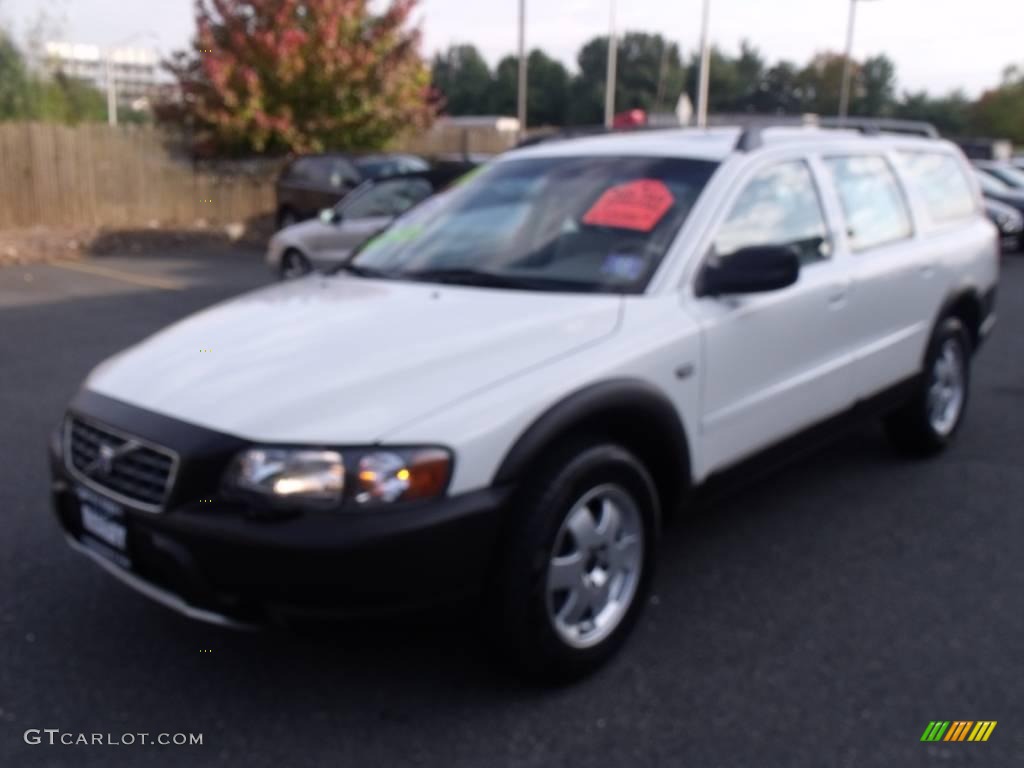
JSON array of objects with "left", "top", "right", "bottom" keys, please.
[
  {"left": 734, "top": 116, "right": 940, "bottom": 152},
  {"left": 515, "top": 124, "right": 665, "bottom": 149},
  {"left": 818, "top": 117, "right": 939, "bottom": 138}
]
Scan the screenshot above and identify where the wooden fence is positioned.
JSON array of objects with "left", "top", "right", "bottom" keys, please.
[
  {"left": 0, "top": 122, "right": 520, "bottom": 231},
  {"left": 0, "top": 123, "right": 280, "bottom": 230}
]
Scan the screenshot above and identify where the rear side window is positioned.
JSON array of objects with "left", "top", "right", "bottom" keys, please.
[
  {"left": 714, "top": 160, "right": 830, "bottom": 266},
  {"left": 896, "top": 152, "right": 976, "bottom": 225},
  {"left": 825, "top": 156, "right": 913, "bottom": 251}
]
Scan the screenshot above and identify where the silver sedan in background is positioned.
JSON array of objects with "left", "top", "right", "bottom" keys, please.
[{"left": 267, "top": 167, "right": 473, "bottom": 278}]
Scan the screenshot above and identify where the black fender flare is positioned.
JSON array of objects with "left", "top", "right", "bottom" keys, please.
[
  {"left": 493, "top": 378, "right": 692, "bottom": 496},
  {"left": 932, "top": 285, "right": 984, "bottom": 355}
]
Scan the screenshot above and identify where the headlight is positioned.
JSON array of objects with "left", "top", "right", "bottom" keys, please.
[
  {"left": 226, "top": 448, "right": 345, "bottom": 507},
  {"left": 223, "top": 446, "right": 451, "bottom": 508}
]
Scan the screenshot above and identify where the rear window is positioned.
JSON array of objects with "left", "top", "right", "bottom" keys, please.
[
  {"left": 825, "top": 155, "right": 913, "bottom": 252},
  {"left": 349, "top": 155, "right": 718, "bottom": 293},
  {"left": 896, "top": 152, "right": 976, "bottom": 225}
]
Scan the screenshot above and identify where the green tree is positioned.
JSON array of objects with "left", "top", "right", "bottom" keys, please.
[
  {"left": 0, "top": 30, "right": 30, "bottom": 118},
  {"left": 685, "top": 43, "right": 769, "bottom": 114},
  {"left": 855, "top": 54, "right": 897, "bottom": 117},
  {"left": 431, "top": 43, "right": 492, "bottom": 115},
  {"left": 752, "top": 60, "right": 806, "bottom": 114},
  {"left": 894, "top": 89, "right": 973, "bottom": 136},
  {"left": 971, "top": 64, "right": 1024, "bottom": 143},
  {"left": 797, "top": 52, "right": 849, "bottom": 116},
  {"left": 164, "top": 0, "right": 435, "bottom": 155},
  {"left": 0, "top": 28, "right": 106, "bottom": 123},
  {"left": 491, "top": 49, "right": 569, "bottom": 125},
  {"left": 31, "top": 72, "right": 107, "bottom": 123},
  {"left": 568, "top": 32, "right": 684, "bottom": 125}
]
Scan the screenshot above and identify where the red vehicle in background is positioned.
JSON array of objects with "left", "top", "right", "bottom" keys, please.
[{"left": 612, "top": 109, "right": 647, "bottom": 129}]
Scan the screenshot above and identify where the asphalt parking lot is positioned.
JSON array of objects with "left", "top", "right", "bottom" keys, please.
[{"left": 1, "top": 247, "right": 1022, "bottom": 768}]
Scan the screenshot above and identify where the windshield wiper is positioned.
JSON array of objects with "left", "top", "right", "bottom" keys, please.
[{"left": 400, "top": 267, "right": 597, "bottom": 292}]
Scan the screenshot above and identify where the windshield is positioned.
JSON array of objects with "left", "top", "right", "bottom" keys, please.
[{"left": 345, "top": 155, "right": 717, "bottom": 293}]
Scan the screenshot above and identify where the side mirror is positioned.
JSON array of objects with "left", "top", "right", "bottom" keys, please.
[
  {"left": 319, "top": 208, "right": 343, "bottom": 225},
  {"left": 698, "top": 245, "right": 801, "bottom": 297}
]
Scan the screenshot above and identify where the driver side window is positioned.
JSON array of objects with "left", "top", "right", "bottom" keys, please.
[{"left": 714, "top": 160, "right": 830, "bottom": 266}]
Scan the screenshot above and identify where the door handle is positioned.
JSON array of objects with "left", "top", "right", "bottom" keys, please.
[
  {"left": 827, "top": 279, "right": 851, "bottom": 308},
  {"left": 920, "top": 263, "right": 937, "bottom": 278}
]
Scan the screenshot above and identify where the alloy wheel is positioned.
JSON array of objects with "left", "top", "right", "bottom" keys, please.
[{"left": 545, "top": 484, "right": 644, "bottom": 649}]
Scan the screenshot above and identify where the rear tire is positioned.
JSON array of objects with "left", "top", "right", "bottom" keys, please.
[
  {"left": 883, "top": 316, "right": 971, "bottom": 456},
  {"left": 490, "top": 441, "right": 659, "bottom": 683}
]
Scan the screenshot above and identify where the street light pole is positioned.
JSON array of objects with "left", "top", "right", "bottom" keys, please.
[
  {"left": 838, "top": 0, "right": 858, "bottom": 122},
  {"left": 603, "top": 0, "right": 617, "bottom": 128},
  {"left": 839, "top": 0, "right": 879, "bottom": 121},
  {"left": 517, "top": 0, "right": 527, "bottom": 138},
  {"left": 696, "top": 0, "right": 711, "bottom": 128}
]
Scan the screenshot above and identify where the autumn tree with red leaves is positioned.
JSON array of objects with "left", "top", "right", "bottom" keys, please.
[{"left": 163, "top": 0, "right": 434, "bottom": 155}]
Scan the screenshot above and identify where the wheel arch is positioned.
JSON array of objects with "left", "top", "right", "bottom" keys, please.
[
  {"left": 493, "top": 379, "right": 693, "bottom": 519},
  {"left": 934, "top": 285, "right": 983, "bottom": 355}
]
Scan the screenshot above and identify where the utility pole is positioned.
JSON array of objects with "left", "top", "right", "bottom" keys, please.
[
  {"left": 603, "top": 0, "right": 617, "bottom": 128},
  {"left": 105, "top": 55, "right": 117, "bottom": 126},
  {"left": 517, "top": 0, "right": 527, "bottom": 139},
  {"left": 696, "top": 0, "right": 711, "bottom": 128},
  {"left": 103, "top": 31, "right": 159, "bottom": 128}
]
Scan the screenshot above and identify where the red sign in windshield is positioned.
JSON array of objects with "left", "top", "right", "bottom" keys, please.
[{"left": 582, "top": 179, "right": 675, "bottom": 232}]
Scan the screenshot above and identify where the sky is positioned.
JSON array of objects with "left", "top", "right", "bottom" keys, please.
[{"left": 2, "top": 0, "right": 1021, "bottom": 98}]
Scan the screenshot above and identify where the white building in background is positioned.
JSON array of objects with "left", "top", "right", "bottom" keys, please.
[{"left": 43, "top": 41, "right": 159, "bottom": 111}]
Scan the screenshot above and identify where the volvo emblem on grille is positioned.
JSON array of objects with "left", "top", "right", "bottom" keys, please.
[{"left": 85, "top": 441, "right": 139, "bottom": 477}]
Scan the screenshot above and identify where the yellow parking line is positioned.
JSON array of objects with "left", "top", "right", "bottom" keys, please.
[{"left": 51, "top": 259, "right": 184, "bottom": 291}]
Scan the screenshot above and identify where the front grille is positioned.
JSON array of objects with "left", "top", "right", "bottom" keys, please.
[{"left": 65, "top": 416, "right": 178, "bottom": 512}]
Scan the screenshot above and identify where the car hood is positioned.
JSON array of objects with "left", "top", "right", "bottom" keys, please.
[{"left": 85, "top": 276, "right": 621, "bottom": 443}]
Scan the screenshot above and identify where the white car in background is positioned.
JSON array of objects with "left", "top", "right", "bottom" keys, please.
[{"left": 267, "top": 168, "right": 469, "bottom": 278}]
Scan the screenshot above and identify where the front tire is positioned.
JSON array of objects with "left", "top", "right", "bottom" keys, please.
[
  {"left": 279, "top": 248, "right": 312, "bottom": 280},
  {"left": 491, "top": 442, "right": 659, "bottom": 683},
  {"left": 884, "top": 316, "right": 971, "bottom": 456}
]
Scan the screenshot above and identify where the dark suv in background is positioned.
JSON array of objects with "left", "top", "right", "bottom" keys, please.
[{"left": 275, "top": 153, "right": 429, "bottom": 228}]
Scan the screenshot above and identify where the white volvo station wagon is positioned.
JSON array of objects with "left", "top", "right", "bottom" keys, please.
[{"left": 51, "top": 121, "right": 998, "bottom": 681}]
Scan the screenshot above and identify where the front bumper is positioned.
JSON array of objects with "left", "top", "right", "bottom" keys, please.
[{"left": 51, "top": 391, "right": 507, "bottom": 627}]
